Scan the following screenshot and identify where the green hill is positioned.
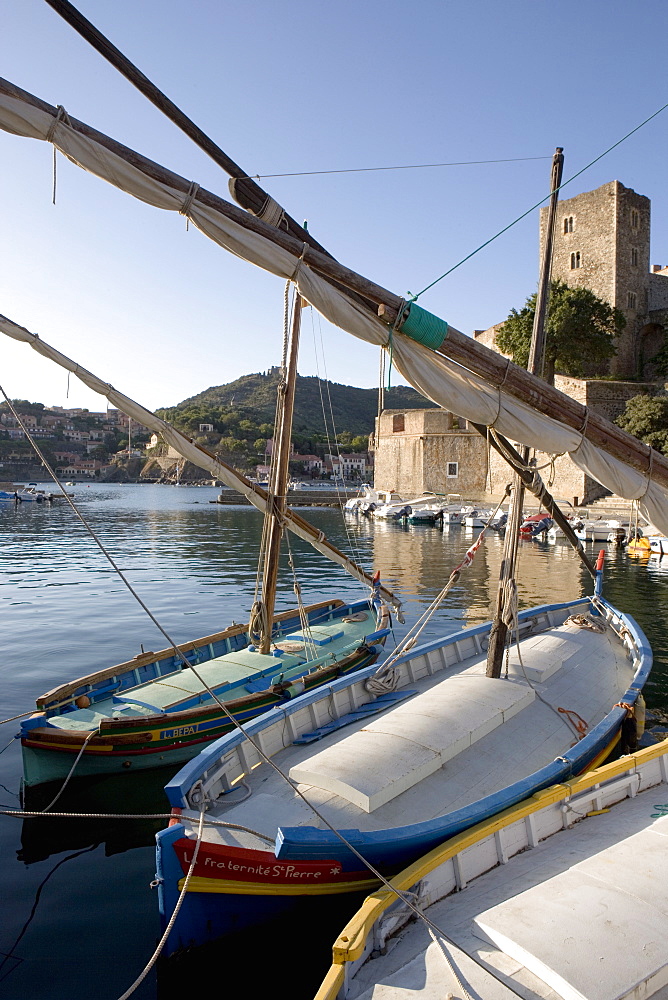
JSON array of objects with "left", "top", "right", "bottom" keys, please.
[{"left": 164, "top": 369, "right": 436, "bottom": 438}]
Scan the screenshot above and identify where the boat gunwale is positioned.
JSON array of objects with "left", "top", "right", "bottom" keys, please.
[
  {"left": 164, "top": 594, "right": 617, "bottom": 809},
  {"left": 35, "top": 597, "right": 348, "bottom": 710},
  {"left": 22, "top": 640, "right": 381, "bottom": 747}
]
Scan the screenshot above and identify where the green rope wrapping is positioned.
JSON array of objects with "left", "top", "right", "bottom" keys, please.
[{"left": 399, "top": 304, "right": 449, "bottom": 350}]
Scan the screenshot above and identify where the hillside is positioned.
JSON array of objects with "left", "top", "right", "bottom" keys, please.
[{"left": 168, "top": 369, "right": 437, "bottom": 437}]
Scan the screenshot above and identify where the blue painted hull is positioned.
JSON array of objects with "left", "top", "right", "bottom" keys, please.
[{"left": 156, "top": 594, "right": 652, "bottom": 956}]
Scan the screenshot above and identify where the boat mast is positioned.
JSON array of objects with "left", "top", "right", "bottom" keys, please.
[
  {"left": 257, "top": 292, "right": 303, "bottom": 654},
  {"left": 486, "top": 147, "right": 564, "bottom": 678}
]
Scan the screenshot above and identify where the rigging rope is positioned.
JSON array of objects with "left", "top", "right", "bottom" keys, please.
[
  {"left": 370, "top": 491, "right": 510, "bottom": 688},
  {"left": 0, "top": 809, "right": 272, "bottom": 840},
  {"left": 309, "top": 305, "right": 368, "bottom": 580},
  {"left": 255, "top": 154, "right": 551, "bottom": 179},
  {"left": 116, "top": 808, "right": 205, "bottom": 1000},
  {"left": 412, "top": 97, "right": 668, "bottom": 300}
]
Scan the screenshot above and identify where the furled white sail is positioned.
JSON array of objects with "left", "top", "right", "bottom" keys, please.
[
  {"left": 1, "top": 80, "right": 668, "bottom": 533},
  {"left": 0, "top": 313, "right": 401, "bottom": 610}
]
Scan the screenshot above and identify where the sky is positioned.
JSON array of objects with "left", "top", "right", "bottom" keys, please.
[{"left": 1, "top": 0, "right": 667, "bottom": 412}]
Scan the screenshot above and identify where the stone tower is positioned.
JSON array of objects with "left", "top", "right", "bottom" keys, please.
[{"left": 539, "top": 180, "right": 668, "bottom": 378}]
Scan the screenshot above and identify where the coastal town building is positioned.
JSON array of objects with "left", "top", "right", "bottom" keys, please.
[{"left": 375, "top": 181, "right": 668, "bottom": 503}]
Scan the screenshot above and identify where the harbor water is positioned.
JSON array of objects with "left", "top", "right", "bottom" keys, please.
[{"left": 0, "top": 484, "right": 666, "bottom": 998}]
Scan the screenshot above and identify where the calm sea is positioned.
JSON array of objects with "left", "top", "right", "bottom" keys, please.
[{"left": 0, "top": 484, "right": 666, "bottom": 998}]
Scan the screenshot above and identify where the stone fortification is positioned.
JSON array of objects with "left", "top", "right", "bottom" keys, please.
[
  {"left": 373, "top": 409, "right": 487, "bottom": 497},
  {"left": 539, "top": 180, "right": 667, "bottom": 379},
  {"left": 376, "top": 180, "right": 668, "bottom": 503},
  {"left": 374, "top": 374, "right": 666, "bottom": 504}
]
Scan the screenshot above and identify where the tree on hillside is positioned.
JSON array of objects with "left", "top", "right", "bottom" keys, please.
[
  {"left": 496, "top": 280, "right": 624, "bottom": 384},
  {"left": 615, "top": 394, "right": 668, "bottom": 455}
]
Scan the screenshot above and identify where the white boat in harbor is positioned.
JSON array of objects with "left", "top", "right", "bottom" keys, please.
[
  {"left": 317, "top": 738, "right": 668, "bottom": 1000},
  {"left": 463, "top": 508, "right": 495, "bottom": 528},
  {"left": 548, "top": 517, "right": 627, "bottom": 545},
  {"left": 156, "top": 564, "right": 651, "bottom": 953},
  {"left": 575, "top": 518, "right": 629, "bottom": 543}
]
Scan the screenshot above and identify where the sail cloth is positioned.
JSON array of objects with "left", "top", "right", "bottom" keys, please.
[
  {"left": 2, "top": 82, "right": 668, "bottom": 534},
  {"left": 0, "top": 314, "right": 401, "bottom": 611}
]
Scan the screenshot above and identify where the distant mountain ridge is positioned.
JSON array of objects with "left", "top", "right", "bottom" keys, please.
[{"left": 172, "top": 370, "right": 437, "bottom": 437}]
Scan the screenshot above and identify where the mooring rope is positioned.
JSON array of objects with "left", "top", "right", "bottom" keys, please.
[
  {"left": 372, "top": 490, "right": 510, "bottom": 685},
  {"left": 116, "top": 809, "right": 206, "bottom": 1000}
]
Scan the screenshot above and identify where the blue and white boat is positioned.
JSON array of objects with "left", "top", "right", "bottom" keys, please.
[{"left": 156, "top": 563, "right": 651, "bottom": 955}]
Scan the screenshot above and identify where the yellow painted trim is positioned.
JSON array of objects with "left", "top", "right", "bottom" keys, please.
[
  {"left": 314, "top": 966, "right": 345, "bottom": 1000},
  {"left": 27, "top": 739, "right": 114, "bottom": 753},
  {"left": 326, "top": 739, "right": 668, "bottom": 970},
  {"left": 178, "top": 875, "right": 380, "bottom": 896},
  {"left": 585, "top": 733, "right": 620, "bottom": 772}
]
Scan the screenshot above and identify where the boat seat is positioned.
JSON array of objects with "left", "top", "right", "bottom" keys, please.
[
  {"left": 286, "top": 625, "right": 344, "bottom": 646},
  {"left": 289, "top": 675, "right": 534, "bottom": 813}
]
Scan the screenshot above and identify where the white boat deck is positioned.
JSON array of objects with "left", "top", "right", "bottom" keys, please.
[
  {"left": 347, "top": 783, "right": 668, "bottom": 1000},
  {"left": 189, "top": 613, "right": 634, "bottom": 848}
]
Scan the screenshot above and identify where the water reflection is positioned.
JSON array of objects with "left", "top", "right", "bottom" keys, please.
[{"left": 0, "top": 484, "right": 666, "bottom": 998}]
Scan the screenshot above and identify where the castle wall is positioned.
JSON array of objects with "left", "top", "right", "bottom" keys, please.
[
  {"left": 374, "top": 377, "right": 662, "bottom": 505},
  {"left": 540, "top": 180, "right": 654, "bottom": 377},
  {"left": 373, "top": 409, "right": 487, "bottom": 497},
  {"left": 649, "top": 271, "right": 668, "bottom": 310}
]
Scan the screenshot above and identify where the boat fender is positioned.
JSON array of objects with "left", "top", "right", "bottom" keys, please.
[
  {"left": 284, "top": 679, "right": 305, "bottom": 699},
  {"left": 635, "top": 692, "right": 646, "bottom": 739},
  {"left": 615, "top": 701, "right": 639, "bottom": 754}
]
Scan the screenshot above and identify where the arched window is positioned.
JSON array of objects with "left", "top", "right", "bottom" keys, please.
[
  {"left": 631, "top": 248, "right": 639, "bottom": 267},
  {"left": 627, "top": 292, "right": 637, "bottom": 309},
  {"left": 570, "top": 252, "right": 581, "bottom": 269},
  {"left": 631, "top": 210, "right": 639, "bottom": 228},
  {"left": 563, "top": 216, "right": 574, "bottom": 234}
]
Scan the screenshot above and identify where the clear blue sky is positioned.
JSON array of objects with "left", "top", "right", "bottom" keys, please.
[{"left": 1, "top": 0, "right": 667, "bottom": 411}]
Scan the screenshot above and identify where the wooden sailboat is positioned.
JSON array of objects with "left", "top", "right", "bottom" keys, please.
[
  {"left": 0, "top": 62, "right": 660, "bottom": 957},
  {"left": 10, "top": 296, "right": 394, "bottom": 788}
]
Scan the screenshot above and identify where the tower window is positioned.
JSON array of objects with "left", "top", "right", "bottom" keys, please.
[
  {"left": 631, "top": 210, "right": 639, "bottom": 228},
  {"left": 447, "top": 462, "right": 458, "bottom": 478},
  {"left": 631, "top": 248, "right": 639, "bottom": 267},
  {"left": 570, "top": 252, "right": 581, "bottom": 269},
  {"left": 563, "top": 216, "right": 574, "bottom": 234},
  {"left": 627, "top": 292, "right": 637, "bottom": 309},
  {"left": 392, "top": 414, "right": 405, "bottom": 433}
]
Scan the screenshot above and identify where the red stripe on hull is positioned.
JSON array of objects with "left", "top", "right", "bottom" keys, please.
[{"left": 175, "top": 838, "right": 369, "bottom": 888}]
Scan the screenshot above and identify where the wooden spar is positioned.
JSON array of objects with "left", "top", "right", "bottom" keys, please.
[
  {"left": 43, "top": 0, "right": 323, "bottom": 251},
  {"left": 258, "top": 295, "right": 303, "bottom": 653},
  {"left": 486, "top": 147, "right": 564, "bottom": 678},
  {"left": 528, "top": 149, "right": 564, "bottom": 378},
  {"left": 41, "top": 1, "right": 376, "bottom": 317},
  {"left": 0, "top": 76, "right": 664, "bottom": 493},
  {"left": 470, "top": 422, "right": 596, "bottom": 578}
]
